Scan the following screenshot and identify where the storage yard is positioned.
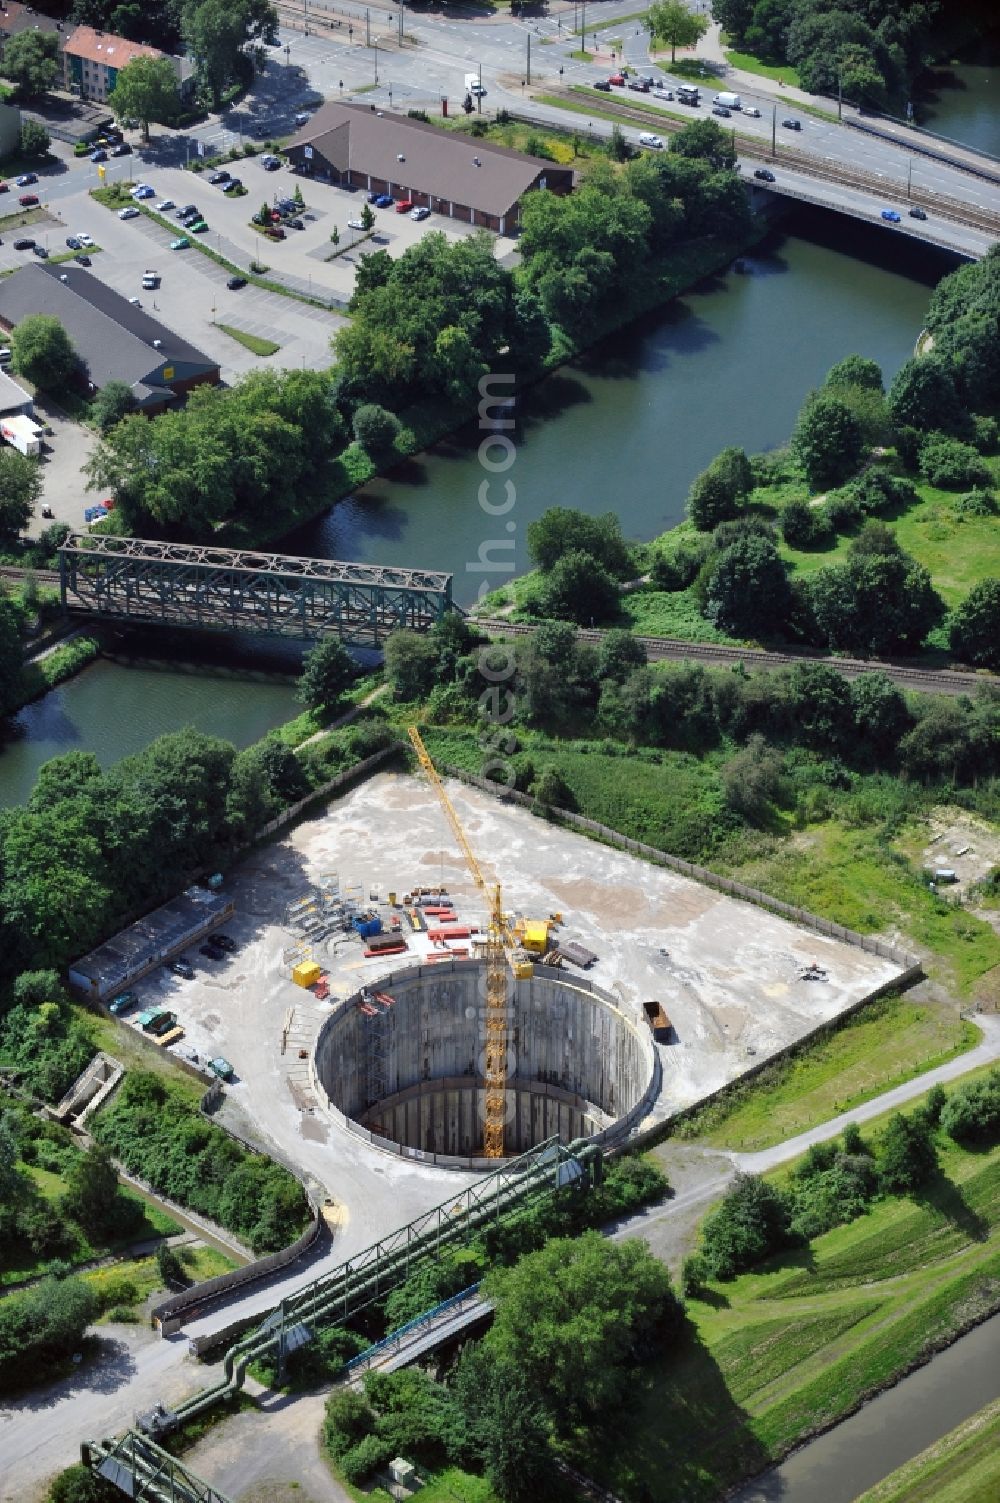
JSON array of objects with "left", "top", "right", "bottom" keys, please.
[{"left": 92, "top": 771, "right": 906, "bottom": 1221}]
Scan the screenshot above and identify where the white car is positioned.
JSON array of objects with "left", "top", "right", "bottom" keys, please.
[
  {"left": 347, "top": 218, "right": 365, "bottom": 230},
  {"left": 743, "top": 106, "right": 761, "bottom": 118},
  {"left": 76, "top": 232, "right": 94, "bottom": 246},
  {"left": 156, "top": 199, "right": 175, "bottom": 212},
  {"left": 410, "top": 206, "right": 430, "bottom": 220},
  {"left": 118, "top": 206, "right": 140, "bottom": 220},
  {"left": 128, "top": 296, "right": 141, "bottom": 306},
  {"left": 639, "top": 132, "right": 665, "bottom": 149}
]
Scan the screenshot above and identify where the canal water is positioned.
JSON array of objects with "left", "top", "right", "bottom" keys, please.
[
  {"left": 0, "top": 654, "right": 300, "bottom": 810},
  {"left": 923, "top": 59, "right": 999, "bottom": 156},
  {"left": 730, "top": 1311, "right": 1000, "bottom": 1503},
  {"left": 0, "top": 208, "right": 954, "bottom": 801},
  {"left": 287, "top": 210, "right": 945, "bottom": 606}
]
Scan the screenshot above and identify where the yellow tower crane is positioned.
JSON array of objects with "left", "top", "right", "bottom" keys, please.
[{"left": 407, "top": 726, "right": 515, "bottom": 1159}]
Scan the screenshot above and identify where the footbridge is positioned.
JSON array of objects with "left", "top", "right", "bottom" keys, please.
[{"left": 58, "top": 534, "right": 456, "bottom": 646}]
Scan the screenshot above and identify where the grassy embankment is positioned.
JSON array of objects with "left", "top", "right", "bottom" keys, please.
[
  {"left": 213, "top": 322, "right": 280, "bottom": 357},
  {"left": 417, "top": 723, "right": 1000, "bottom": 1002},
  {"left": 853, "top": 1397, "right": 1000, "bottom": 1503},
  {"left": 579, "top": 1081, "right": 1000, "bottom": 1503},
  {"left": 674, "top": 992, "right": 982, "bottom": 1150}
]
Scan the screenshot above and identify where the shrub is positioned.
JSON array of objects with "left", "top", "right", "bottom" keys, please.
[
  {"left": 699, "top": 1172, "right": 791, "bottom": 1280},
  {"left": 687, "top": 447, "right": 753, "bottom": 530},
  {"left": 823, "top": 491, "right": 862, "bottom": 533},
  {"left": 940, "top": 1070, "right": 1000, "bottom": 1146},
  {"left": 949, "top": 578, "right": 1000, "bottom": 670},
  {"left": 953, "top": 488, "right": 996, "bottom": 518},
  {"left": 918, "top": 434, "right": 991, "bottom": 491},
  {"left": 324, "top": 1388, "right": 376, "bottom": 1460},
  {"left": 781, "top": 498, "right": 833, "bottom": 547},
  {"left": 878, "top": 1111, "right": 938, "bottom": 1193},
  {"left": 681, "top": 1252, "right": 709, "bottom": 1298},
  {"left": 340, "top": 1433, "right": 396, "bottom": 1484},
  {"left": 352, "top": 403, "right": 402, "bottom": 456}
]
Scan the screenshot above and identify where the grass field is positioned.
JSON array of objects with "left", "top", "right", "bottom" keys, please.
[
  {"left": 214, "top": 322, "right": 280, "bottom": 357},
  {"left": 578, "top": 1102, "right": 1000, "bottom": 1502},
  {"left": 853, "top": 1397, "right": 1000, "bottom": 1503},
  {"left": 722, "top": 819, "right": 1000, "bottom": 999},
  {"left": 724, "top": 48, "right": 800, "bottom": 87},
  {"left": 675, "top": 993, "right": 981, "bottom": 1150}
]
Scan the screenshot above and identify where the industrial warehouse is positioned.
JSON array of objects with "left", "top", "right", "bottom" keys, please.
[{"left": 285, "top": 102, "right": 575, "bottom": 233}]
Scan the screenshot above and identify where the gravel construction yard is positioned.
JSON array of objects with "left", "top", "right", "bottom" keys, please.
[{"left": 115, "top": 771, "right": 905, "bottom": 1219}]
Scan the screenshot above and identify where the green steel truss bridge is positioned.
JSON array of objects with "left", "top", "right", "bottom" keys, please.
[
  {"left": 82, "top": 1137, "right": 598, "bottom": 1503},
  {"left": 58, "top": 534, "right": 456, "bottom": 647}
]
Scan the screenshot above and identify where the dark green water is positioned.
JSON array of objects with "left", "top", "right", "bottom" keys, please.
[
  {"left": 0, "top": 209, "right": 953, "bottom": 801},
  {"left": 924, "top": 61, "right": 999, "bottom": 155},
  {"left": 287, "top": 212, "right": 947, "bottom": 607},
  {"left": 0, "top": 656, "right": 300, "bottom": 809}
]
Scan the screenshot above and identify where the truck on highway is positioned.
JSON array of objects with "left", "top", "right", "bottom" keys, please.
[
  {"left": 713, "top": 91, "right": 743, "bottom": 110},
  {"left": 676, "top": 84, "right": 700, "bottom": 106},
  {"left": 1, "top": 414, "right": 43, "bottom": 457}
]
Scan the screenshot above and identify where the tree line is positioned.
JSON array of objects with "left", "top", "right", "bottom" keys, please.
[{"left": 710, "top": 0, "right": 994, "bottom": 112}]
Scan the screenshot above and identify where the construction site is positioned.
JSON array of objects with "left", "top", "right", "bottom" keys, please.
[{"left": 113, "top": 753, "right": 908, "bottom": 1204}]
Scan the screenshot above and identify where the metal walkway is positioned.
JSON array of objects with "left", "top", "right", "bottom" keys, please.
[
  {"left": 344, "top": 1284, "right": 493, "bottom": 1380},
  {"left": 83, "top": 1432, "right": 233, "bottom": 1503},
  {"left": 59, "top": 534, "right": 455, "bottom": 646}
]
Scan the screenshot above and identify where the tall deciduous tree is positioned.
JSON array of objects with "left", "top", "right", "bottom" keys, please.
[
  {"left": 949, "top": 578, "right": 1000, "bottom": 670},
  {"left": 182, "top": 0, "right": 277, "bottom": 107},
  {"left": 1, "top": 32, "right": 59, "bottom": 97},
  {"left": 649, "top": 0, "right": 709, "bottom": 61},
  {"left": 792, "top": 392, "right": 866, "bottom": 490},
  {"left": 297, "top": 638, "right": 355, "bottom": 710},
  {"left": 108, "top": 56, "right": 180, "bottom": 142},
  {"left": 0, "top": 447, "right": 42, "bottom": 541},
  {"left": 11, "top": 317, "right": 78, "bottom": 394}
]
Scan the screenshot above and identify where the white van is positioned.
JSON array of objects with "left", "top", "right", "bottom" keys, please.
[
  {"left": 713, "top": 91, "right": 743, "bottom": 110},
  {"left": 464, "top": 73, "right": 487, "bottom": 95}
]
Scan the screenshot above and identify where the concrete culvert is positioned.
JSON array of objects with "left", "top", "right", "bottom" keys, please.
[{"left": 312, "top": 959, "right": 659, "bottom": 1168}]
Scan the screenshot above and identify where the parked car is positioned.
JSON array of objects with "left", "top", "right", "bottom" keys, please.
[
  {"left": 15, "top": 173, "right": 37, "bottom": 186},
  {"left": 209, "top": 1056, "right": 235, "bottom": 1081},
  {"left": 166, "top": 957, "right": 194, "bottom": 979},
  {"left": 881, "top": 208, "right": 901, "bottom": 223},
  {"left": 287, "top": 216, "right": 304, "bottom": 229},
  {"left": 223, "top": 178, "right": 243, "bottom": 193},
  {"left": 65, "top": 236, "right": 82, "bottom": 249},
  {"left": 593, "top": 79, "right": 612, "bottom": 92},
  {"left": 190, "top": 219, "right": 209, "bottom": 232},
  {"left": 639, "top": 133, "right": 664, "bottom": 149},
  {"left": 294, "top": 111, "right": 310, "bottom": 126},
  {"left": 75, "top": 253, "right": 91, "bottom": 265},
  {"left": 410, "top": 205, "right": 430, "bottom": 220},
  {"left": 13, "top": 239, "right": 35, "bottom": 250},
  {"left": 712, "top": 105, "right": 731, "bottom": 117},
  {"left": 156, "top": 199, "right": 175, "bottom": 212},
  {"left": 656, "top": 87, "right": 674, "bottom": 99},
  {"left": 261, "top": 154, "right": 281, "bottom": 170},
  {"left": 276, "top": 197, "right": 297, "bottom": 213},
  {"left": 226, "top": 276, "right": 246, "bottom": 289},
  {"left": 909, "top": 205, "right": 928, "bottom": 220},
  {"left": 177, "top": 204, "right": 197, "bottom": 219},
  {"left": 141, "top": 270, "right": 160, "bottom": 288},
  {"left": 743, "top": 106, "right": 761, "bottom": 118},
  {"left": 77, "top": 233, "right": 94, "bottom": 246},
  {"left": 781, "top": 117, "right": 802, "bottom": 130},
  {"left": 132, "top": 184, "right": 155, "bottom": 200},
  {"left": 118, "top": 206, "right": 140, "bottom": 219},
  {"left": 33, "top": 245, "right": 48, "bottom": 258},
  {"left": 19, "top": 194, "right": 39, "bottom": 206},
  {"left": 209, "top": 169, "right": 230, "bottom": 184},
  {"left": 128, "top": 296, "right": 141, "bottom": 306},
  {"left": 213, "top": 934, "right": 237, "bottom": 952},
  {"left": 170, "top": 236, "right": 190, "bottom": 250},
  {"left": 200, "top": 943, "right": 223, "bottom": 960},
  {"left": 374, "top": 193, "right": 393, "bottom": 207},
  {"left": 608, "top": 73, "right": 626, "bottom": 86},
  {"left": 754, "top": 167, "right": 776, "bottom": 181},
  {"left": 111, "top": 143, "right": 131, "bottom": 156},
  {"left": 347, "top": 217, "right": 365, "bottom": 229},
  {"left": 395, "top": 198, "right": 414, "bottom": 213},
  {"left": 90, "top": 148, "right": 107, "bottom": 163},
  {"left": 109, "top": 991, "right": 139, "bottom": 1015},
  {"left": 0, "top": 181, "right": 8, "bottom": 192}
]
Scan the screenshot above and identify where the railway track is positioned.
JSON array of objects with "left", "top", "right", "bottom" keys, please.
[
  {"left": 0, "top": 565, "right": 60, "bottom": 588},
  {"left": 544, "top": 90, "right": 1000, "bottom": 238},
  {"left": 470, "top": 618, "right": 995, "bottom": 699}
]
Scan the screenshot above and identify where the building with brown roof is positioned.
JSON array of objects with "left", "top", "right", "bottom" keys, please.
[
  {"left": 286, "top": 103, "right": 574, "bottom": 234},
  {"left": 63, "top": 25, "right": 179, "bottom": 103},
  {"left": 0, "top": 3, "right": 63, "bottom": 57}
]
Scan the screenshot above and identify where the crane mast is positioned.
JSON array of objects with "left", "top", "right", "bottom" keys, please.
[{"left": 407, "top": 726, "right": 509, "bottom": 1158}]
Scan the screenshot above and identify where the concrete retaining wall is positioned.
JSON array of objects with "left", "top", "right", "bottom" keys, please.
[{"left": 311, "top": 958, "right": 660, "bottom": 1168}]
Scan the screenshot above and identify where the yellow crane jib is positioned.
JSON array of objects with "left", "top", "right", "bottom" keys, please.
[{"left": 407, "top": 725, "right": 510, "bottom": 1159}]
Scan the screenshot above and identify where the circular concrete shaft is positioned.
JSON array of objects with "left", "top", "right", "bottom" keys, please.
[{"left": 313, "top": 960, "right": 659, "bottom": 1167}]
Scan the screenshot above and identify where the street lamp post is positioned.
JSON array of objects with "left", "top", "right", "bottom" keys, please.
[
  {"left": 771, "top": 103, "right": 777, "bottom": 158},
  {"left": 374, "top": 42, "right": 379, "bottom": 84},
  {"left": 366, "top": 8, "right": 371, "bottom": 47},
  {"left": 907, "top": 158, "right": 913, "bottom": 199}
]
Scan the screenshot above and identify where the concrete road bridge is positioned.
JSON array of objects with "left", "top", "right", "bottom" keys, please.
[{"left": 58, "top": 534, "right": 455, "bottom": 646}]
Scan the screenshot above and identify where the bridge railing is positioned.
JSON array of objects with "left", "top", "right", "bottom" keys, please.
[{"left": 343, "top": 1282, "right": 485, "bottom": 1377}]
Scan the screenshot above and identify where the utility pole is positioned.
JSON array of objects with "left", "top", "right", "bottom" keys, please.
[
  {"left": 907, "top": 158, "right": 913, "bottom": 199},
  {"left": 526, "top": 34, "right": 531, "bottom": 86},
  {"left": 374, "top": 40, "right": 379, "bottom": 84},
  {"left": 478, "top": 62, "right": 483, "bottom": 115},
  {"left": 366, "top": 7, "right": 370, "bottom": 47},
  {"left": 398, "top": 2, "right": 403, "bottom": 46},
  {"left": 771, "top": 103, "right": 777, "bottom": 158},
  {"left": 837, "top": 74, "right": 842, "bottom": 122},
  {"left": 581, "top": 0, "right": 586, "bottom": 48}
]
